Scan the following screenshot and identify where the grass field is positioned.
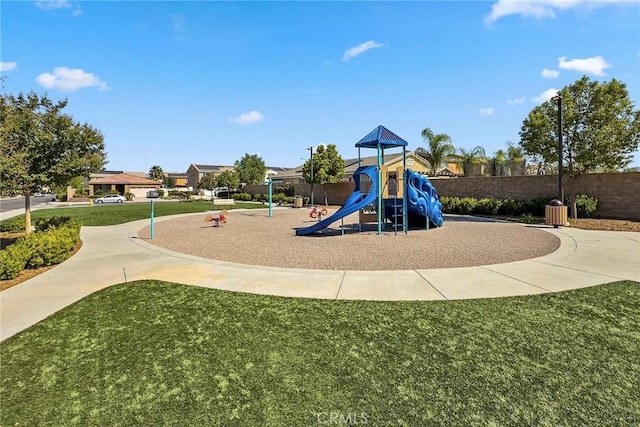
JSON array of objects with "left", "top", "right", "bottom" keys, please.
[
  {"left": 2, "top": 280, "right": 638, "bottom": 426},
  {"left": 5, "top": 201, "right": 267, "bottom": 226}
]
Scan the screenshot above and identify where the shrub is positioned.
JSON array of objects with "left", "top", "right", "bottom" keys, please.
[
  {"left": 570, "top": 194, "right": 598, "bottom": 218},
  {"left": 475, "top": 198, "right": 500, "bottom": 215},
  {"left": 0, "top": 218, "right": 81, "bottom": 279},
  {"left": 34, "top": 216, "right": 78, "bottom": 232},
  {"left": 457, "top": 198, "right": 478, "bottom": 215},
  {"left": 232, "top": 192, "right": 252, "bottom": 201},
  {"left": 94, "top": 189, "right": 104, "bottom": 196},
  {"left": 23, "top": 223, "right": 80, "bottom": 269},
  {"left": 0, "top": 216, "right": 26, "bottom": 233},
  {"left": 124, "top": 192, "right": 135, "bottom": 201},
  {"left": 106, "top": 189, "right": 120, "bottom": 195},
  {"left": 0, "top": 244, "right": 31, "bottom": 280},
  {"left": 157, "top": 189, "right": 165, "bottom": 197}
]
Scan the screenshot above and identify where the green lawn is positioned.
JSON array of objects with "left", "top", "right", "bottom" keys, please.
[
  {"left": 9, "top": 201, "right": 267, "bottom": 226},
  {"left": 2, "top": 280, "right": 639, "bottom": 426}
]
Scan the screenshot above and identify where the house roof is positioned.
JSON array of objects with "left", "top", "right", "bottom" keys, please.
[
  {"left": 89, "top": 173, "right": 161, "bottom": 185},
  {"left": 190, "top": 164, "right": 234, "bottom": 172}
]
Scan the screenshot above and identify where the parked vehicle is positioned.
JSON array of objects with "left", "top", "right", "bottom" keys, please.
[
  {"left": 33, "top": 192, "right": 44, "bottom": 197},
  {"left": 147, "top": 190, "right": 160, "bottom": 198},
  {"left": 94, "top": 194, "right": 125, "bottom": 204}
]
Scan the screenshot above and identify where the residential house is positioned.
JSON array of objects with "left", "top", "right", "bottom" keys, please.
[
  {"left": 88, "top": 173, "right": 161, "bottom": 198},
  {"left": 186, "top": 164, "right": 235, "bottom": 190}
]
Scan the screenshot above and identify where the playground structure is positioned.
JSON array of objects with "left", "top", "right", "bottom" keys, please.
[
  {"left": 295, "top": 125, "right": 444, "bottom": 236},
  {"left": 204, "top": 209, "right": 228, "bottom": 227}
]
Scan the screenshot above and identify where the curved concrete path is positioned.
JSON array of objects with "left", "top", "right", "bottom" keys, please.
[{"left": 1, "top": 214, "right": 638, "bottom": 340}]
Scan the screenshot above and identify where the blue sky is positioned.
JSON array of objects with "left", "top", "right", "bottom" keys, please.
[{"left": 2, "top": 0, "right": 639, "bottom": 173}]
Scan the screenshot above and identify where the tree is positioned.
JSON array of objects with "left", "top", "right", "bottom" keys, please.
[
  {"left": 414, "top": 127, "right": 456, "bottom": 175},
  {"left": 302, "top": 144, "right": 345, "bottom": 184},
  {"left": 456, "top": 145, "right": 487, "bottom": 176},
  {"left": 148, "top": 165, "right": 164, "bottom": 182},
  {"left": 519, "top": 76, "right": 640, "bottom": 217},
  {"left": 0, "top": 91, "right": 106, "bottom": 233},
  {"left": 234, "top": 153, "right": 266, "bottom": 185},
  {"left": 198, "top": 172, "right": 217, "bottom": 198},
  {"left": 215, "top": 170, "right": 239, "bottom": 197},
  {"left": 163, "top": 176, "right": 177, "bottom": 189}
]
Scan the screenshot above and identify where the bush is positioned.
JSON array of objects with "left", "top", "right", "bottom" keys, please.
[
  {"left": 34, "top": 216, "right": 78, "bottom": 232},
  {"left": 0, "top": 217, "right": 26, "bottom": 233},
  {"left": 475, "top": 198, "right": 500, "bottom": 215},
  {"left": 157, "top": 189, "right": 165, "bottom": 197},
  {"left": 0, "top": 244, "right": 31, "bottom": 280},
  {"left": 570, "top": 194, "right": 598, "bottom": 218},
  {"left": 232, "top": 192, "right": 252, "bottom": 202},
  {"left": 94, "top": 189, "right": 104, "bottom": 196},
  {"left": 124, "top": 192, "right": 135, "bottom": 201},
  {"left": 0, "top": 218, "right": 81, "bottom": 279}
]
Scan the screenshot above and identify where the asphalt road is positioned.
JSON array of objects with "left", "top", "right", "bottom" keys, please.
[{"left": 0, "top": 196, "right": 56, "bottom": 213}]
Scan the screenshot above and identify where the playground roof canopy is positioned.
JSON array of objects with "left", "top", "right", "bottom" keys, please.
[{"left": 355, "top": 125, "right": 408, "bottom": 149}]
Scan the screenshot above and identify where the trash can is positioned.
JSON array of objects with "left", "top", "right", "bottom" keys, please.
[
  {"left": 545, "top": 199, "right": 568, "bottom": 228},
  {"left": 293, "top": 196, "right": 303, "bottom": 208}
]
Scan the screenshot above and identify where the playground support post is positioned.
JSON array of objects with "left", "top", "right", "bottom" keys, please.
[
  {"left": 268, "top": 179, "right": 273, "bottom": 217},
  {"left": 150, "top": 199, "right": 155, "bottom": 240}
]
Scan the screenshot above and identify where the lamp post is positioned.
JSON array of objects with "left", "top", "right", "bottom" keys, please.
[
  {"left": 551, "top": 93, "right": 564, "bottom": 203},
  {"left": 306, "top": 146, "right": 314, "bottom": 206}
]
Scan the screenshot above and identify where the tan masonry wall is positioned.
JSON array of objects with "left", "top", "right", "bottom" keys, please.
[{"left": 244, "top": 172, "right": 640, "bottom": 220}]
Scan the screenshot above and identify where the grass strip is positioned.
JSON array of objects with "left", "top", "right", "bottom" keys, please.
[
  {"left": 3, "top": 201, "right": 266, "bottom": 226},
  {"left": 1, "top": 280, "right": 639, "bottom": 426}
]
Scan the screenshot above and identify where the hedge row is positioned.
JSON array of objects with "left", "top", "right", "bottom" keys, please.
[
  {"left": 0, "top": 216, "right": 81, "bottom": 280},
  {"left": 231, "top": 193, "right": 302, "bottom": 204},
  {"left": 439, "top": 195, "right": 598, "bottom": 217}
]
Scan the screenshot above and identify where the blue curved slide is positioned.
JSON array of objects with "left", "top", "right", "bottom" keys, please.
[
  {"left": 296, "top": 166, "right": 378, "bottom": 236},
  {"left": 405, "top": 168, "right": 444, "bottom": 227}
]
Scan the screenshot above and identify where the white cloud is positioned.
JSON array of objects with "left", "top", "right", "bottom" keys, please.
[
  {"left": 533, "top": 88, "right": 560, "bottom": 103},
  {"left": 479, "top": 107, "right": 495, "bottom": 116},
  {"left": 35, "top": 67, "right": 109, "bottom": 92},
  {"left": 558, "top": 55, "right": 611, "bottom": 76},
  {"left": 342, "top": 41, "right": 384, "bottom": 62},
  {"left": 542, "top": 68, "right": 560, "bottom": 78},
  {"left": 35, "top": 0, "right": 82, "bottom": 16},
  {"left": 507, "top": 97, "right": 526, "bottom": 105},
  {"left": 485, "top": 0, "right": 633, "bottom": 24},
  {"left": 0, "top": 61, "right": 17, "bottom": 72},
  {"left": 228, "top": 110, "right": 264, "bottom": 125}
]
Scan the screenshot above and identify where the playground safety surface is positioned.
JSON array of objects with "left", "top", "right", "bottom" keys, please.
[{"left": 139, "top": 208, "right": 561, "bottom": 271}]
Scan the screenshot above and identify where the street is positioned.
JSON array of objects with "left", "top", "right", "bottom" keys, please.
[{"left": 0, "top": 196, "right": 56, "bottom": 214}]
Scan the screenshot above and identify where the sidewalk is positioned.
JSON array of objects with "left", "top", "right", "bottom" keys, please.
[{"left": 1, "top": 216, "right": 639, "bottom": 341}]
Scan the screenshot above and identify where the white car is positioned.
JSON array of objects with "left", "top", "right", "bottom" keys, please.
[{"left": 94, "top": 194, "right": 125, "bottom": 204}]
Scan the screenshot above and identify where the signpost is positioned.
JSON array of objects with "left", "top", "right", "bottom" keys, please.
[
  {"left": 150, "top": 199, "right": 155, "bottom": 239},
  {"left": 267, "top": 178, "right": 283, "bottom": 217}
]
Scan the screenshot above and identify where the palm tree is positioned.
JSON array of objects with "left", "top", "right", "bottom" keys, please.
[
  {"left": 456, "top": 146, "right": 487, "bottom": 176},
  {"left": 414, "top": 128, "right": 456, "bottom": 175},
  {"left": 148, "top": 165, "right": 164, "bottom": 182}
]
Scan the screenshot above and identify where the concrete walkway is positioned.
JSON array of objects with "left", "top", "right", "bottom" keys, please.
[{"left": 1, "top": 215, "right": 639, "bottom": 341}]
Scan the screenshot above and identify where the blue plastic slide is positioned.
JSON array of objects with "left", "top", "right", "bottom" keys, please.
[
  {"left": 295, "top": 166, "right": 379, "bottom": 236},
  {"left": 405, "top": 168, "right": 444, "bottom": 227}
]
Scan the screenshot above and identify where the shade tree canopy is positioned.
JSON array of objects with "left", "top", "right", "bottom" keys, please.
[
  {"left": 234, "top": 153, "right": 266, "bottom": 185},
  {"left": 302, "top": 144, "right": 345, "bottom": 184},
  {"left": 0, "top": 91, "right": 106, "bottom": 232},
  {"left": 519, "top": 76, "right": 640, "bottom": 176}
]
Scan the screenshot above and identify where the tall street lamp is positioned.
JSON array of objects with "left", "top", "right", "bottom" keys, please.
[
  {"left": 306, "top": 146, "right": 314, "bottom": 206},
  {"left": 551, "top": 93, "right": 564, "bottom": 204}
]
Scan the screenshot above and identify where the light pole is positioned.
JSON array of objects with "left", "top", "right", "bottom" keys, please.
[
  {"left": 551, "top": 93, "right": 564, "bottom": 203},
  {"left": 306, "top": 146, "right": 314, "bottom": 206}
]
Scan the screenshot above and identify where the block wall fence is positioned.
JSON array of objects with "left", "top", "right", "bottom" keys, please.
[{"left": 244, "top": 172, "right": 640, "bottom": 220}]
